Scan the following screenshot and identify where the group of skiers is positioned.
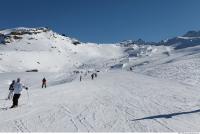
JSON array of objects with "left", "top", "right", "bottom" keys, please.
[
  {"left": 6, "top": 77, "right": 47, "bottom": 109},
  {"left": 7, "top": 78, "right": 28, "bottom": 108},
  {"left": 91, "top": 72, "right": 97, "bottom": 80},
  {"left": 5, "top": 71, "right": 99, "bottom": 109},
  {"left": 79, "top": 72, "right": 98, "bottom": 82}
]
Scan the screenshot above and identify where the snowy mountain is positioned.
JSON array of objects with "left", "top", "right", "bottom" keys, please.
[
  {"left": 158, "top": 30, "right": 200, "bottom": 49},
  {"left": 119, "top": 39, "right": 156, "bottom": 46},
  {"left": 0, "top": 27, "right": 169, "bottom": 73},
  {"left": 183, "top": 30, "right": 200, "bottom": 37},
  {"left": 120, "top": 30, "right": 200, "bottom": 50},
  {"left": 0, "top": 27, "right": 126, "bottom": 72},
  {"left": 1, "top": 27, "right": 200, "bottom": 132}
]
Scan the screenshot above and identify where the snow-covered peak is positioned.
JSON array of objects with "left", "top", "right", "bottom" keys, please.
[
  {"left": 157, "top": 30, "right": 200, "bottom": 49},
  {"left": 183, "top": 30, "right": 200, "bottom": 37},
  {"left": 119, "top": 39, "right": 147, "bottom": 46},
  {"left": 0, "top": 27, "right": 81, "bottom": 47},
  {"left": 119, "top": 39, "right": 157, "bottom": 47},
  {"left": 0, "top": 27, "right": 126, "bottom": 72},
  {"left": 176, "top": 30, "right": 200, "bottom": 40}
]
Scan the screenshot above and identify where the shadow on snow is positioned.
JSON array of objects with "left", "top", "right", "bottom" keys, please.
[{"left": 131, "top": 109, "right": 200, "bottom": 121}]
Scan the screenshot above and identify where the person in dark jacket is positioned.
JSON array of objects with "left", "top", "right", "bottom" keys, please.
[
  {"left": 7, "top": 80, "right": 15, "bottom": 100},
  {"left": 91, "top": 73, "right": 94, "bottom": 80},
  {"left": 94, "top": 73, "right": 97, "bottom": 78},
  {"left": 42, "top": 78, "right": 47, "bottom": 88},
  {"left": 80, "top": 75, "right": 82, "bottom": 82}
]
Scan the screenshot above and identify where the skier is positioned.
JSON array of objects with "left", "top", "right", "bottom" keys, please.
[
  {"left": 42, "top": 77, "right": 47, "bottom": 88},
  {"left": 91, "top": 73, "right": 94, "bottom": 80},
  {"left": 7, "top": 80, "right": 15, "bottom": 100},
  {"left": 80, "top": 75, "right": 82, "bottom": 82},
  {"left": 10, "top": 78, "right": 28, "bottom": 108},
  {"left": 94, "top": 73, "right": 97, "bottom": 78}
]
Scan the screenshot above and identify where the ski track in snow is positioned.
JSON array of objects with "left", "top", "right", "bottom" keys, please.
[
  {"left": 0, "top": 71, "right": 200, "bottom": 132},
  {"left": 2, "top": 71, "right": 200, "bottom": 132}
]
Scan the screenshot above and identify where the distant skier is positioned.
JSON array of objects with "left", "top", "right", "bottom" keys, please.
[
  {"left": 42, "top": 78, "right": 47, "bottom": 88},
  {"left": 7, "top": 80, "right": 15, "bottom": 100},
  {"left": 94, "top": 73, "right": 97, "bottom": 78},
  {"left": 80, "top": 75, "right": 82, "bottom": 82},
  {"left": 10, "top": 78, "right": 28, "bottom": 108},
  {"left": 91, "top": 73, "right": 94, "bottom": 80}
]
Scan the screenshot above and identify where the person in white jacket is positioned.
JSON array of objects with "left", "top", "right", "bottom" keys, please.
[{"left": 10, "top": 78, "right": 28, "bottom": 108}]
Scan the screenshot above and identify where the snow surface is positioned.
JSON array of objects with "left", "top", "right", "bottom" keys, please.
[
  {"left": 0, "top": 27, "right": 200, "bottom": 132},
  {"left": 0, "top": 71, "right": 200, "bottom": 132}
]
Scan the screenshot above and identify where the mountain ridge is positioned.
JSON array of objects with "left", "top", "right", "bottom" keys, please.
[{"left": 1, "top": 27, "right": 200, "bottom": 47}]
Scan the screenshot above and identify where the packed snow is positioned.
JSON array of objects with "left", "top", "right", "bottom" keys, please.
[{"left": 0, "top": 27, "right": 200, "bottom": 132}]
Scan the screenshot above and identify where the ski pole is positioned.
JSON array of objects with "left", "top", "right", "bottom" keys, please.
[{"left": 26, "top": 89, "right": 30, "bottom": 104}]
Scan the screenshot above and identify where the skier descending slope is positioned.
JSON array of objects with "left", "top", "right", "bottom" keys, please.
[
  {"left": 94, "top": 72, "right": 97, "bottom": 78},
  {"left": 10, "top": 78, "right": 28, "bottom": 108},
  {"left": 91, "top": 73, "right": 94, "bottom": 80},
  {"left": 42, "top": 78, "right": 47, "bottom": 88},
  {"left": 80, "top": 75, "right": 82, "bottom": 82},
  {"left": 7, "top": 80, "right": 15, "bottom": 100}
]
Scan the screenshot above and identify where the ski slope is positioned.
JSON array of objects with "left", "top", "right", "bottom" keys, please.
[
  {"left": 1, "top": 27, "right": 200, "bottom": 132},
  {"left": 129, "top": 46, "right": 200, "bottom": 86},
  {"left": 0, "top": 71, "right": 200, "bottom": 132}
]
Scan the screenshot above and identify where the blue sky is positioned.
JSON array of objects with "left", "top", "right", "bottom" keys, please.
[{"left": 1, "top": 0, "right": 200, "bottom": 43}]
